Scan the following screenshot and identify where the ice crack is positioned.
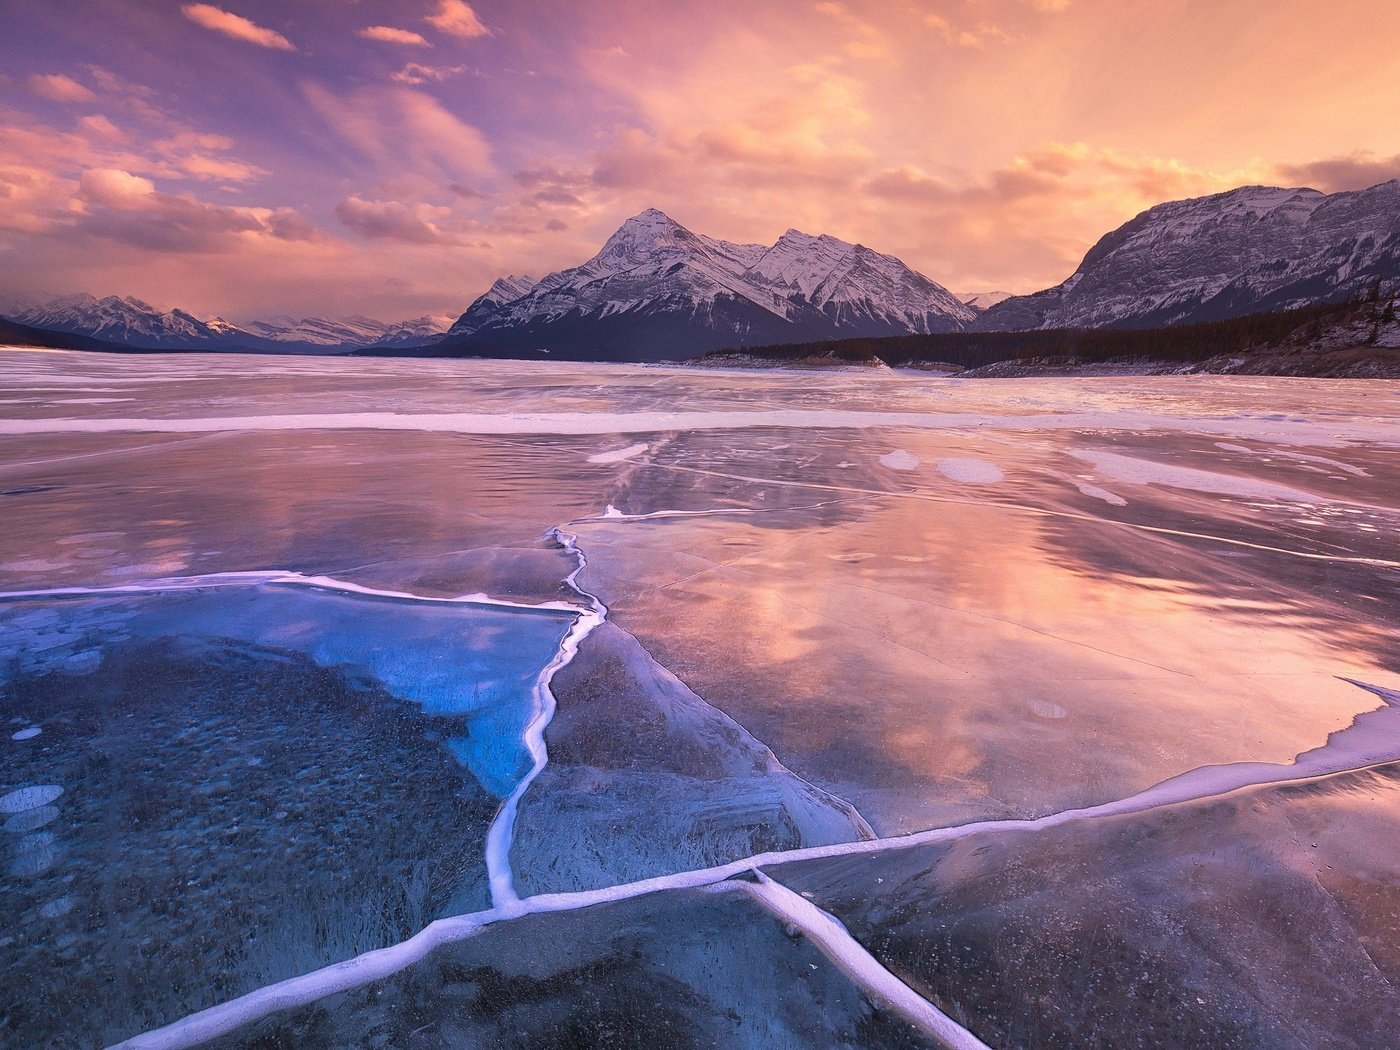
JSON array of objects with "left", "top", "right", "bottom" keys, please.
[{"left": 483, "top": 526, "right": 608, "bottom": 908}]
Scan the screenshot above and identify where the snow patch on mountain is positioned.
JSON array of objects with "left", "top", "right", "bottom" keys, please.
[{"left": 957, "top": 291, "right": 1014, "bottom": 311}]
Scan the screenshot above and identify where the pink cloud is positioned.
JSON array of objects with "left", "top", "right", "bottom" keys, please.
[
  {"left": 391, "top": 63, "right": 468, "bottom": 85},
  {"left": 359, "top": 26, "right": 431, "bottom": 47},
  {"left": 181, "top": 4, "right": 295, "bottom": 51},
  {"left": 335, "top": 196, "right": 461, "bottom": 244},
  {"left": 301, "top": 83, "right": 494, "bottom": 181},
  {"left": 425, "top": 0, "right": 490, "bottom": 38},
  {"left": 75, "top": 167, "right": 320, "bottom": 252},
  {"left": 27, "top": 74, "right": 97, "bottom": 104},
  {"left": 1275, "top": 151, "right": 1400, "bottom": 193},
  {"left": 78, "top": 167, "right": 157, "bottom": 209},
  {"left": 77, "top": 114, "right": 124, "bottom": 140}
]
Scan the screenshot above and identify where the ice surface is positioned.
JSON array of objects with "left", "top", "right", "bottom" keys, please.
[
  {"left": 774, "top": 757, "right": 1400, "bottom": 1049},
  {"left": 2, "top": 352, "right": 1398, "bottom": 1048}
]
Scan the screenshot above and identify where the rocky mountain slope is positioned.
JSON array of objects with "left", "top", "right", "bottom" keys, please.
[{"left": 979, "top": 180, "right": 1400, "bottom": 331}]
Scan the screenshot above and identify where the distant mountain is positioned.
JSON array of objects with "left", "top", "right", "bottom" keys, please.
[
  {"left": 0, "top": 315, "right": 139, "bottom": 353},
  {"left": 7, "top": 294, "right": 256, "bottom": 350},
  {"left": 957, "top": 291, "right": 1014, "bottom": 312},
  {"left": 249, "top": 314, "right": 453, "bottom": 348},
  {"left": 2, "top": 295, "right": 452, "bottom": 353},
  {"left": 978, "top": 180, "right": 1400, "bottom": 331},
  {"left": 371, "top": 315, "right": 455, "bottom": 348},
  {"left": 246, "top": 315, "right": 393, "bottom": 347},
  {"left": 418, "top": 209, "right": 973, "bottom": 361}
]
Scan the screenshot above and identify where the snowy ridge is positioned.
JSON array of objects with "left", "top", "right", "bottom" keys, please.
[
  {"left": 446, "top": 274, "right": 539, "bottom": 336},
  {"left": 956, "top": 290, "right": 1014, "bottom": 311},
  {"left": 980, "top": 179, "right": 1400, "bottom": 330},
  {"left": 247, "top": 314, "right": 453, "bottom": 348}
]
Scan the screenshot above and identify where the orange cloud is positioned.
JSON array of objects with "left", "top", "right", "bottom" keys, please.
[
  {"left": 359, "top": 26, "right": 431, "bottom": 47},
  {"left": 425, "top": 0, "right": 490, "bottom": 38},
  {"left": 181, "top": 4, "right": 295, "bottom": 51}
]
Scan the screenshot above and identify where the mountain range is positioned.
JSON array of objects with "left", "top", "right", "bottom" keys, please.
[
  {"left": 423, "top": 208, "right": 974, "bottom": 361},
  {"left": 0, "top": 294, "right": 451, "bottom": 353},
  {"left": 3, "top": 179, "right": 1397, "bottom": 359}
]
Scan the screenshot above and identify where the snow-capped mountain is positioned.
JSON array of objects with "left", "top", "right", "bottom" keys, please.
[
  {"left": 246, "top": 315, "right": 394, "bottom": 347},
  {"left": 979, "top": 180, "right": 1400, "bottom": 331},
  {"left": 370, "top": 314, "right": 456, "bottom": 348},
  {"left": 957, "top": 291, "right": 1014, "bottom": 311},
  {"left": 248, "top": 314, "right": 453, "bottom": 348},
  {"left": 8, "top": 294, "right": 254, "bottom": 349},
  {"left": 3, "top": 295, "right": 453, "bottom": 352},
  {"left": 431, "top": 209, "right": 973, "bottom": 360}
]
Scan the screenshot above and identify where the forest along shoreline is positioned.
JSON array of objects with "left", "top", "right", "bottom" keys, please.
[{"left": 695, "top": 296, "right": 1400, "bottom": 379}]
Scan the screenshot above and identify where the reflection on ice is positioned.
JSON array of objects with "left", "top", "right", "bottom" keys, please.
[{"left": 3, "top": 354, "right": 1399, "bottom": 1047}]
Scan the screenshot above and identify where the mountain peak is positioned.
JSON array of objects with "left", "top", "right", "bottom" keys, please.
[
  {"left": 776, "top": 228, "right": 843, "bottom": 246},
  {"left": 595, "top": 209, "right": 699, "bottom": 267}
]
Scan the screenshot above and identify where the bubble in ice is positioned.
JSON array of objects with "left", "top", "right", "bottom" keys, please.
[
  {"left": 1028, "top": 698, "right": 1068, "bottom": 719},
  {"left": 0, "top": 785, "right": 64, "bottom": 814},
  {"left": 11, "top": 726, "right": 42, "bottom": 741},
  {"left": 5, "top": 805, "right": 60, "bottom": 834},
  {"left": 38, "top": 895, "right": 74, "bottom": 919},
  {"left": 879, "top": 449, "right": 920, "bottom": 470},
  {"left": 9, "top": 831, "right": 60, "bottom": 877},
  {"left": 937, "top": 457, "right": 1004, "bottom": 484}
]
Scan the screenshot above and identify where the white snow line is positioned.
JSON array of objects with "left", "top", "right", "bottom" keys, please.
[
  {"left": 484, "top": 527, "right": 608, "bottom": 907},
  {"left": 1, "top": 406, "right": 1396, "bottom": 447},
  {"left": 587, "top": 442, "right": 649, "bottom": 464},
  {"left": 112, "top": 679, "right": 1400, "bottom": 1050},
  {"left": 566, "top": 495, "right": 868, "bottom": 526},
  {"left": 0, "top": 570, "right": 584, "bottom": 616},
  {"left": 716, "top": 874, "right": 991, "bottom": 1050},
  {"left": 650, "top": 462, "right": 1400, "bottom": 569}
]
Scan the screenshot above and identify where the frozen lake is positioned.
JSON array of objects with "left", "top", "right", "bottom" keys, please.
[{"left": 2, "top": 348, "right": 1399, "bottom": 1048}]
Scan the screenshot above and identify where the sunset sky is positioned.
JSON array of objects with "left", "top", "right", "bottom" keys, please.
[{"left": 3, "top": 0, "right": 1399, "bottom": 323}]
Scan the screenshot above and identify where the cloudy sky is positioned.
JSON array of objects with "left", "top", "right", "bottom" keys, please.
[{"left": 3, "top": 0, "right": 1399, "bottom": 323}]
